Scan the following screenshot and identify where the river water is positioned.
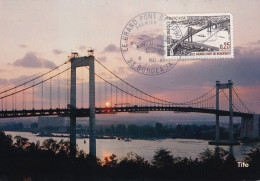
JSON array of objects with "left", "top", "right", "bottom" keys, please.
[{"left": 4, "top": 131, "right": 259, "bottom": 161}]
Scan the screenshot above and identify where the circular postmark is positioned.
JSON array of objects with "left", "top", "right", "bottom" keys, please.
[{"left": 120, "top": 12, "right": 179, "bottom": 76}]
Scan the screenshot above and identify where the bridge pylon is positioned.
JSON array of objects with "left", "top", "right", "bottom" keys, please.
[
  {"left": 207, "top": 21, "right": 212, "bottom": 32},
  {"left": 212, "top": 80, "right": 238, "bottom": 145},
  {"left": 188, "top": 27, "right": 192, "bottom": 43},
  {"left": 70, "top": 53, "right": 96, "bottom": 157}
]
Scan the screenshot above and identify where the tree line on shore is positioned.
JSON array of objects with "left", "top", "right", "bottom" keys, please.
[
  {"left": 0, "top": 131, "right": 260, "bottom": 180},
  {"left": 1, "top": 122, "right": 241, "bottom": 140},
  {"left": 99, "top": 123, "right": 241, "bottom": 140}
]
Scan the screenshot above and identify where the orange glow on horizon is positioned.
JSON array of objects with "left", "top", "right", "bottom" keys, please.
[{"left": 105, "top": 102, "right": 110, "bottom": 107}]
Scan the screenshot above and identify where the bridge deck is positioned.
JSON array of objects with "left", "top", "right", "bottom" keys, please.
[{"left": 0, "top": 106, "right": 252, "bottom": 118}]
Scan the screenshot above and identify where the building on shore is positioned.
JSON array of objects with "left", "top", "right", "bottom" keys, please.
[{"left": 38, "top": 117, "right": 69, "bottom": 132}]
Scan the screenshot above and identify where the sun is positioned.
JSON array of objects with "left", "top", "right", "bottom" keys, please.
[{"left": 105, "top": 102, "right": 110, "bottom": 107}]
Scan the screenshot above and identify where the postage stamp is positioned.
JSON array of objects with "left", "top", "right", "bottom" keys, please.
[
  {"left": 163, "top": 13, "right": 234, "bottom": 59},
  {"left": 120, "top": 12, "right": 179, "bottom": 76}
]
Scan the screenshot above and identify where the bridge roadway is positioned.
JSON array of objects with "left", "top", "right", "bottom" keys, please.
[{"left": 0, "top": 106, "right": 252, "bottom": 119}]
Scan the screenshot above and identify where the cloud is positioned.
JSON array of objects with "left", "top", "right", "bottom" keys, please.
[
  {"left": 0, "top": 75, "right": 40, "bottom": 92},
  {"left": 250, "top": 39, "right": 260, "bottom": 46},
  {"left": 113, "top": 66, "right": 130, "bottom": 76},
  {"left": 115, "top": 42, "right": 260, "bottom": 108},
  {"left": 13, "top": 52, "right": 57, "bottom": 69},
  {"left": 102, "top": 44, "right": 120, "bottom": 53},
  {"left": 0, "top": 78, "right": 8, "bottom": 85},
  {"left": 9, "top": 74, "right": 39, "bottom": 85},
  {"left": 19, "top": 44, "right": 27, "bottom": 48},
  {"left": 99, "top": 56, "right": 107, "bottom": 62},
  {"left": 79, "top": 46, "right": 87, "bottom": 50},
  {"left": 53, "top": 49, "right": 63, "bottom": 55}
]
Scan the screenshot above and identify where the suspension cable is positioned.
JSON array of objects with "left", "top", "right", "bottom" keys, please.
[{"left": 0, "top": 60, "right": 69, "bottom": 95}]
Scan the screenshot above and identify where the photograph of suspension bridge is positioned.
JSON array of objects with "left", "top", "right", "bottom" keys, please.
[{"left": 1, "top": 0, "right": 260, "bottom": 180}]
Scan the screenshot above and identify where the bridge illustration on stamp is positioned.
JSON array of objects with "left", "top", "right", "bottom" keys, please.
[{"left": 164, "top": 13, "right": 234, "bottom": 59}]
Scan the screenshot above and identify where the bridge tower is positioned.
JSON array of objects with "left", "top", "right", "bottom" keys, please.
[
  {"left": 70, "top": 53, "right": 96, "bottom": 157},
  {"left": 215, "top": 80, "right": 234, "bottom": 143},
  {"left": 187, "top": 27, "right": 193, "bottom": 43},
  {"left": 207, "top": 20, "right": 212, "bottom": 32},
  {"left": 240, "top": 114, "right": 259, "bottom": 139}
]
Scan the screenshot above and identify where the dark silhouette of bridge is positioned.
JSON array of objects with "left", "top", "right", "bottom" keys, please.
[
  {"left": 0, "top": 106, "right": 252, "bottom": 119},
  {"left": 0, "top": 53, "right": 257, "bottom": 157}
]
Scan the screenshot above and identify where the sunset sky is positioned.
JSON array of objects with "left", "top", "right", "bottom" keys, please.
[{"left": 0, "top": 0, "right": 260, "bottom": 113}]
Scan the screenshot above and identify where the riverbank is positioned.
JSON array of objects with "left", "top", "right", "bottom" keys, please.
[
  {"left": 4, "top": 131, "right": 260, "bottom": 161},
  {"left": 1, "top": 123, "right": 242, "bottom": 141},
  {"left": 0, "top": 131, "right": 260, "bottom": 180}
]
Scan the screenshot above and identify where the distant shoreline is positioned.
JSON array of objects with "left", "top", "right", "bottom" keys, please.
[{"left": 4, "top": 130, "right": 260, "bottom": 143}]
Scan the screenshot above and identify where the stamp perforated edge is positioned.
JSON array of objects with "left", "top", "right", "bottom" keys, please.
[{"left": 163, "top": 13, "right": 234, "bottom": 60}]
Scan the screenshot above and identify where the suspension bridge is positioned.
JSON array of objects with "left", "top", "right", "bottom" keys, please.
[
  {"left": 168, "top": 18, "right": 230, "bottom": 56},
  {"left": 0, "top": 52, "right": 258, "bottom": 157}
]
